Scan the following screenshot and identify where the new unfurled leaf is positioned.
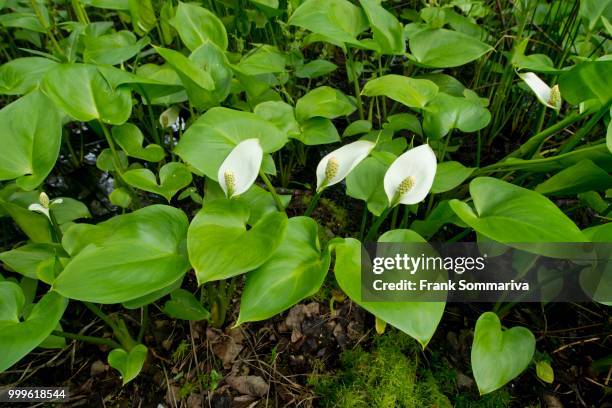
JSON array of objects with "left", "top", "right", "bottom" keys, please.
[
  {"left": 471, "top": 312, "right": 535, "bottom": 394},
  {"left": 108, "top": 344, "right": 148, "bottom": 385}
]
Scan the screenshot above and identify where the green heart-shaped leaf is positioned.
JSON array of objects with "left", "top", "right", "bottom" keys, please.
[
  {"left": 288, "top": 0, "right": 369, "bottom": 47},
  {"left": 0, "top": 57, "right": 57, "bottom": 95},
  {"left": 332, "top": 237, "right": 445, "bottom": 347},
  {"left": 0, "top": 286, "right": 67, "bottom": 372},
  {"left": 83, "top": 30, "right": 149, "bottom": 66},
  {"left": 359, "top": 0, "right": 405, "bottom": 55},
  {"left": 42, "top": 63, "right": 132, "bottom": 125},
  {"left": 54, "top": 205, "right": 190, "bottom": 304},
  {"left": 108, "top": 344, "right": 148, "bottom": 385},
  {"left": 170, "top": 2, "right": 228, "bottom": 51},
  {"left": 123, "top": 163, "right": 192, "bottom": 202},
  {"left": 408, "top": 28, "right": 492, "bottom": 68},
  {"left": 295, "top": 86, "right": 356, "bottom": 122},
  {"left": 471, "top": 312, "right": 535, "bottom": 394},
  {"left": 0, "top": 90, "right": 62, "bottom": 190},
  {"left": 362, "top": 75, "right": 438, "bottom": 109},
  {"left": 431, "top": 161, "right": 474, "bottom": 193},
  {"left": 450, "top": 177, "right": 587, "bottom": 245},
  {"left": 423, "top": 92, "right": 491, "bottom": 139},
  {"left": 187, "top": 199, "right": 288, "bottom": 284},
  {"left": 237, "top": 217, "right": 331, "bottom": 324},
  {"left": 112, "top": 123, "right": 165, "bottom": 162},
  {"left": 175, "top": 107, "right": 287, "bottom": 180},
  {"left": 162, "top": 288, "right": 210, "bottom": 321}
]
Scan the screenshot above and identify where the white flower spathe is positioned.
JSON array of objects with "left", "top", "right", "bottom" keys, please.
[
  {"left": 383, "top": 144, "right": 437, "bottom": 206},
  {"left": 218, "top": 138, "right": 263, "bottom": 198},
  {"left": 315, "top": 140, "right": 376, "bottom": 191},
  {"left": 519, "top": 72, "right": 561, "bottom": 110}
]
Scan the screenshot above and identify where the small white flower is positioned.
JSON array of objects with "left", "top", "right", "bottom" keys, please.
[
  {"left": 383, "top": 144, "right": 437, "bottom": 207},
  {"left": 159, "top": 106, "right": 180, "bottom": 129},
  {"left": 28, "top": 192, "right": 63, "bottom": 220},
  {"left": 218, "top": 138, "right": 264, "bottom": 198},
  {"left": 315, "top": 140, "right": 376, "bottom": 191},
  {"left": 519, "top": 72, "right": 561, "bottom": 110}
]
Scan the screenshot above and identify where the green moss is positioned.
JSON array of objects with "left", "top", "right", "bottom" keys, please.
[
  {"left": 308, "top": 331, "right": 452, "bottom": 408},
  {"left": 309, "top": 330, "right": 513, "bottom": 408}
]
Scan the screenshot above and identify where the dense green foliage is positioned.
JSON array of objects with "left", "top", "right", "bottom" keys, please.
[{"left": 0, "top": 0, "right": 610, "bottom": 399}]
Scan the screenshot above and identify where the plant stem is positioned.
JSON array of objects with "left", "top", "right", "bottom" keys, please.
[
  {"left": 52, "top": 330, "right": 121, "bottom": 349},
  {"left": 259, "top": 170, "right": 285, "bottom": 211},
  {"left": 365, "top": 206, "right": 392, "bottom": 241},
  {"left": 137, "top": 305, "right": 148, "bottom": 343},
  {"left": 359, "top": 206, "right": 368, "bottom": 241},
  {"left": 346, "top": 49, "right": 364, "bottom": 120},
  {"left": 99, "top": 121, "right": 124, "bottom": 174},
  {"left": 558, "top": 102, "right": 611, "bottom": 154},
  {"left": 83, "top": 302, "right": 119, "bottom": 332},
  {"left": 390, "top": 206, "right": 399, "bottom": 229},
  {"left": 304, "top": 190, "right": 322, "bottom": 217}
]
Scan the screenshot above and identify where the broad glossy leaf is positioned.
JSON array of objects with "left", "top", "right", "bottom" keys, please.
[
  {"left": 54, "top": 205, "right": 190, "bottom": 304},
  {"left": 187, "top": 199, "right": 287, "bottom": 284},
  {"left": 0, "top": 243, "right": 65, "bottom": 280},
  {"left": 175, "top": 107, "right": 287, "bottom": 180},
  {"left": 123, "top": 163, "right": 193, "bottom": 202},
  {"left": 122, "top": 276, "right": 183, "bottom": 309},
  {"left": 362, "top": 75, "right": 438, "bottom": 109},
  {"left": 237, "top": 45, "right": 286, "bottom": 75},
  {"left": 0, "top": 90, "right": 61, "bottom": 190},
  {"left": 471, "top": 312, "right": 535, "bottom": 394},
  {"left": 188, "top": 42, "right": 233, "bottom": 108},
  {"left": 112, "top": 123, "right": 164, "bottom": 162},
  {"left": 408, "top": 28, "right": 492, "bottom": 68},
  {"left": 359, "top": 0, "right": 405, "bottom": 55},
  {"left": 295, "top": 59, "right": 337, "bottom": 79},
  {"left": 423, "top": 92, "right": 491, "bottom": 139},
  {"left": 558, "top": 60, "right": 612, "bottom": 105},
  {"left": 254, "top": 101, "right": 300, "bottom": 138},
  {"left": 346, "top": 153, "right": 395, "bottom": 216},
  {"left": 128, "top": 0, "right": 156, "bottom": 35},
  {"left": 108, "top": 344, "right": 147, "bottom": 385},
  {"left": 535, "top": 159, "right": 612, "bottom": 196},
  {"left": 288, "top": 0, "right": 369, "bottom": 47},
  {"left": 431, "top": 161, "right": 474, "bottom": 193},
  {"left": 297, "top": 117, "right": 341, "bottom": 145},
  {"left": 343, "top": 120, "right": 372, "bottom": 137},
  {"left": 0, "top": 57, "right": 57, "bottom": 95},
  {"left": 0, "top": 288, "right": 67, "bottom": 372},
  {"left": 449, "top": 177, "right": 587, "bottom": 244},
  {"left": 238, "top": 217, "right": 330, "bottom": 324},
  {"left": 0, "top": 199, "right": 53, "bottom": 243},
  {"left": 333, "top": 237, "right": 444, "bottom": 347},
  {"left": 50, "top": 198, "right": 91, "bottom": 225},
  {"left": 154, "top": 46, "right": 215, "bottom": 103},
  {"left": 84, "top": 31, "right": 149, "bottom": 65},
  {"left": 170, "top": 2, "right": 228, "bottom": 51},
  {"left": 204, "top": 181, "right": 291, "bottom": 226},
  {"left": 163, "top": 289, "right": 210, "bottom": 321},
  {"left": 42, "top": 64, "right": 132, "bottom": 125},
  {"left": 295, "top": 86, "right": 356, "bottom": 122}
]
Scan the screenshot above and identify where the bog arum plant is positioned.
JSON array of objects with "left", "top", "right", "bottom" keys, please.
[
  {"left": 519, "top": 72, "right": 562, "bottom": 110},
  {"left": 384, "top": 144, "right": 438, "bottom": 207},
  {"left": 218, "top": 138, "right": 263, "bottom": 198}
]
